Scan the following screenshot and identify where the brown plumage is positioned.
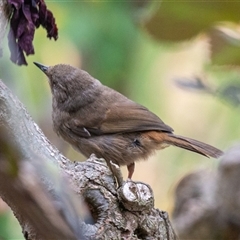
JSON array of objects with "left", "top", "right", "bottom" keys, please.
[{"left": 34, "top": 62, "right": 223, "bottom": 179}]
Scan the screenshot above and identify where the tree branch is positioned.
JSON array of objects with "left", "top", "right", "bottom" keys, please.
[
  {"left": 0, "top": 0, "right": 10, "bottom": 56},
  {"left": 172, "top": 144, "right": 240, "bottom": 239},
  {"left": 0, "top": 79, "right": 176, "bottom": 239}
]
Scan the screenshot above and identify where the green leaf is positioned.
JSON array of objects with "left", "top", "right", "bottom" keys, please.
[
  {"left": 144, "top": 1, "right": 240, "bottom": 41},
  {"left": 210, "top": 23, "right": 240, "bottom": 65}
]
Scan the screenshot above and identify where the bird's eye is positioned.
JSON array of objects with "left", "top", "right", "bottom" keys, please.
[{"left": 133, "top": 138, "right": 141, "bottom": 147}]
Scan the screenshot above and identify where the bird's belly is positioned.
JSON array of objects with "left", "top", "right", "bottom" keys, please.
[{"left": 71, "top": 133, "right": 161, "bottom": 166}]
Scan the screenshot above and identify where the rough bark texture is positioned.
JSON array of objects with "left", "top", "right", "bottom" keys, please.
[
  {"left": 0, "top": 0, "right": 10, "bottom": 55},
  {"left": 0, "top": 78, "right": 177, "bottom": 239},
  {"left": 172, "top": 145, "right": 240, "bottom": 240}
]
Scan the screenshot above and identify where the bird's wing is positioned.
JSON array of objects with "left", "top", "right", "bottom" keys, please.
[
  {"left": 66, "top": 101, "right": 173, "bottom": 137},
  {"left": 96, "top": 103, "right": 173, "bottom": 134}
]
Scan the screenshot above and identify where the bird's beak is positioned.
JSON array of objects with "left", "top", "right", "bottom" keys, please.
[{"left": 34, "top": 62, "right": 49, "bottom": 73}]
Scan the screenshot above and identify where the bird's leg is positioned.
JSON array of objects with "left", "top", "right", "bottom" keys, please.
[
  {"left": 110, "top": 161, "right": 124, "bottom": 187},
  {"left": 127, "top": 162, "right": 135, "bottom": 180}
]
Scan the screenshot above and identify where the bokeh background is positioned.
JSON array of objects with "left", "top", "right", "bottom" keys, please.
[{"left": 1, "top": 1, "right": 240, "bottom": 238}]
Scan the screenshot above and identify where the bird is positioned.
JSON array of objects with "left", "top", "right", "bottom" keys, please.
[{"left": 34, "top": 62, "right": 223, "bottom": 179}]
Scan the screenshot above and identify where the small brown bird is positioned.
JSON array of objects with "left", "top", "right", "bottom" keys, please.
[{"left": 34, "top": 62, "right": 223, "bottom": 179}]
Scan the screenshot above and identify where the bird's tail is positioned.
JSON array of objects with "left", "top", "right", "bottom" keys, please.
[{"left": 165, "top": 133, "right": 223, "bottom": 158}]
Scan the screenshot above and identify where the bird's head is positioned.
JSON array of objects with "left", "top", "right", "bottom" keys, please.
[{"left": 34, "top": 62, "right": 101, "bottom": 109}]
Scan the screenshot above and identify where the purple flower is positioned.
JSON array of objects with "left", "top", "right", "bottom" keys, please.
[{"left": 7, "top": 0, "right": 58, "bottom": 65}]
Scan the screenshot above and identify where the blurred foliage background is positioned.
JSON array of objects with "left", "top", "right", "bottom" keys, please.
[{"left": 1, "top": 1, "right": 240, "bottom": 238}]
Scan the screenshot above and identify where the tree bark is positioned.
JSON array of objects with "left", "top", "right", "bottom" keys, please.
[
  {"left": 0, "top": 0, "right": 10, "bottom": 55},
  {"left": 172, "top": 145, "right": 240, "bottom": 240},
  {"left": 0, "top": 79, "right": 177, "bottom": 239}
]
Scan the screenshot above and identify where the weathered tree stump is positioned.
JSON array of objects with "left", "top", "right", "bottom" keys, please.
[{"left": 172, "top": 145, "right": 240, "bottom": 240}]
